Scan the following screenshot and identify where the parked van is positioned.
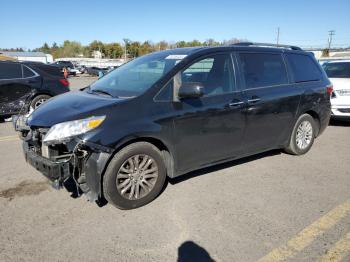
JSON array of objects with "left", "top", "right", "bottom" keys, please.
[{"left": 15, "top": 43, "right": 332, "bottom": 209}]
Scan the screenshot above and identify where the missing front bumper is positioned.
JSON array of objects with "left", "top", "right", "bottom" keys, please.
[
  {"left": 22, "top": 140, "right": 112, "bottom": 202},
  {"left": 23, "top": 142, "right": 71, "bottom": 189}
]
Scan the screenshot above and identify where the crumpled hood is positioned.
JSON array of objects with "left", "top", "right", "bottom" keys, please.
[{"left": 28, "top": 91, "right": 126, "bottom": 127}]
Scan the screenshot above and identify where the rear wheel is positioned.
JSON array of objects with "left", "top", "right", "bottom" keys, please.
[
  {"left": 285, "top": 114, "right": 316, "bottom": 155},
  {"left": 30, "top": 95, "right": 51, "bottom": 110},
  {"left": 103, "top": 142, "right": 167, "bottom": 209}
]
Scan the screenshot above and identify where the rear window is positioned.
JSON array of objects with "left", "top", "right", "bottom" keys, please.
[
  {"left": 238, "top": 53, "right": 288, "bottom": 89},
  {"left": 0, "top": 63, "right": 22, "bottom": 79},
  {"left": 286, "top": 53, "right": 323, "bottom": 82},
  {"left": 323, "top": 62, "right": 350, "bottom": 78}
]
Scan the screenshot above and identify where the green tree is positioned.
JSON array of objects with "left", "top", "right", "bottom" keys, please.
[
  {"left": 159, "top": 41, "right": 168, "bottom": 50},
  {"left": 60, "top": 40, "right": 84, "bottom": 57},
  {"left": 139, "top": 41, "right": 153, "bottom": 56},
  {"left": 176, "top": 41, "right": 187, "bottom": 48},
  {"left": 204, "top": 38, "right": 220, "bottom": 46},
  {"left": 104, "top": 43, "right": 123, "bottom": 58},
  {"left": 128, "top": 41, "right": 141, "bottom": 58},
  {"left": 188, "top": 40, "right": 202, "bottom": 47}
]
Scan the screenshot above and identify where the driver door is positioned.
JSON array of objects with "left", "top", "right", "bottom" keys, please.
[{"left": 172, "top": 53, "right": 246, "bottom": 173}]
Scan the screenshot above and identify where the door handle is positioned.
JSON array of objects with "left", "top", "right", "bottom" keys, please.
[
  {"left": 228, "top": 101, "right": 244, "bottom": 107},
  {"left": 247, "top": 97, "right": 261, "bottom": 103}
]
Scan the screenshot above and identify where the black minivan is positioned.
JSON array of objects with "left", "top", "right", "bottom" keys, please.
[{"left": 15, "top": 43, "right": 332, "bottom": 209}]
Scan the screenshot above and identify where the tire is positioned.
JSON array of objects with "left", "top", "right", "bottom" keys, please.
[
  {"left": 285, "top": 114, "right": 316, "bottom": 155},
  {"left": 103, "top": 142, "right": 167, "bottom": 209},
  {"left": 30, "top": 95, "right": 51, "bottom": 110}
]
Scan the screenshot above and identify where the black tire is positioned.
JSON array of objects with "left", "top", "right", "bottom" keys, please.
[
  {"left": 30, "top": 95, "right": 51, "bottom": 110},
  {"left": 285, "top": 114, "right": 316, "bottom": 155},
  {"left": 103, "top": 142, "right": 167, "bottom": 210}
]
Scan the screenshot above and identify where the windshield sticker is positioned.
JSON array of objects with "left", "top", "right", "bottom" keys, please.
[{"left": 165, "top": 54, "right": 187, "bottom": 60}]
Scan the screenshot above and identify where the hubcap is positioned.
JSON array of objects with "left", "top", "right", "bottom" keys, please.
[
  {"left": 116, "top": 154, "right": 158, "bottom": 200},
  {"left": 296, "top": 120, "right": 313, "bottom": 150},
  {"left": 34, "top": 98, "right": 47, "bottom": 109}
]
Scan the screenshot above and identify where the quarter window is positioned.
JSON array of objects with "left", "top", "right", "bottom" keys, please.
[
  {"left": 238, "top": 53, "right": 288, "bottom": 89},
  {"left": 22, "top": 65, "right": 35, "bottom": 78},
  {"left": 0, "top": 63, "right": 22, "bottom": 79},
  {"left": 286, "top": 53, "right": 322, "bottom": 82}
]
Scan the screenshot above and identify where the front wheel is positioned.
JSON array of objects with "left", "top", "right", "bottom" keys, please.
[
  {"left": 103, "top": 142, "right": 167, "bottom": 209},
  {"left": 285, "top": 114, "right": 316, "bottom": 155}
]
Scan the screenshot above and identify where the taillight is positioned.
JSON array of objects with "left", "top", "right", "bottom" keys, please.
[
  {"left": 59, "top": 78, "right": 69, "bottom": 87},
  {"left": 326, "top": 84, "right": 333, "bottom": 94}
]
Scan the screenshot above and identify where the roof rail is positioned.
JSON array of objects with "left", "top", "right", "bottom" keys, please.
[{"left": 232, "top": 42, "right": 302, "bottom": 51}]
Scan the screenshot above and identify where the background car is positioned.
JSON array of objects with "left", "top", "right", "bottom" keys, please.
[
  {"left": 86, "top": 66, "right": 109, "bottom": 76},
  {"left": 0, "top": 60, "right": 70, "bottom": 120},
  {"left": 50, "top": 60, "right": 74, "bottom": 70},
  {"left": 51, "top": 60, "right": 78, "bottom": 76},
  {"left": 323, "top": 60, "right": 350, "bottom": 119}
]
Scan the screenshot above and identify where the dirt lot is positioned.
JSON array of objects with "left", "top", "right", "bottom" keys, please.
[{"left": 0, "top": 76, "right": 349, "bottom": 262}]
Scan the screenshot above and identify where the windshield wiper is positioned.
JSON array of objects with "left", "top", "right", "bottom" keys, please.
[{"left": 89, "top": 89, "right": 113, "bottom": 97}]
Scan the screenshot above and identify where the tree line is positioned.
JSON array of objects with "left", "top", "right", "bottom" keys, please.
[{"left": 30, "top": 38, "right": 245, "bottom": 59}]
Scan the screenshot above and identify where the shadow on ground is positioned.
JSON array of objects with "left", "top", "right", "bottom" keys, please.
[
  {"left": 170, "top": 149, "right": 281, "bottom": 185},
  {"left": 178, "top": 241, "right": 215, "bottom": 262}
]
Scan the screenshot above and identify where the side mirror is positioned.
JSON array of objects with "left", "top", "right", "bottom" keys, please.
[{"left": 178, "top": 82, "right": 204, "bottom": 99}]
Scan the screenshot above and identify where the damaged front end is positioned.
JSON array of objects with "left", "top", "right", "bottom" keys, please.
[{"left": 14, "top": 116, "right": 112, "bottom": 203}]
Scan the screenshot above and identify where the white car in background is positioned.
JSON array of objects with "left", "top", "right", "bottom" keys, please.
[{"left": 323, "top": 60, "right": 350, "bottom": 119}]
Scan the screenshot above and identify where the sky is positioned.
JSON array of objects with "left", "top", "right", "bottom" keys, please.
[{"left": 1, "top": 0, "right": 350, "bottom": 50}]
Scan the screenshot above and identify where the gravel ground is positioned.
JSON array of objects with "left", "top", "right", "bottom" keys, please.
[{"left": 0, "top": 76, "right": 349, "bottom": 262}]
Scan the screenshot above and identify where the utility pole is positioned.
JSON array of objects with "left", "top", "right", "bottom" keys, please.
[
  {"left": 276, "top": 27, "right": 280, "bottom": 47},
  {"left": 328, "top": 30, "right": 335, "bottom": 50},
  {"left": 123, "top": 39, "right": 128, "bottom": 61}
]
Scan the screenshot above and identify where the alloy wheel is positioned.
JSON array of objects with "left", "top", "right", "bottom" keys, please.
[
  {"left": 116, "top": 154, "right": 159, "bottom": 200},
  {"left": 296, "top": 120, "right": 313, "bottom": 150}
]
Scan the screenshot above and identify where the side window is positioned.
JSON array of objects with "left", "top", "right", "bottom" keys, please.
[
  {"left": 0, "top": 63, "right": 22, "bottom": 79},
  {"left": 180, "top": 53, "right": 235, "bottom": 96},
  {"left": 286, "top": 53, "right": 322, "bottom": 82},
  {"left": 238, "top": 53, "right": 288, "bottom": 89},
  {"left": 22, "top": 65, "right": 35, "bottom": 78}
]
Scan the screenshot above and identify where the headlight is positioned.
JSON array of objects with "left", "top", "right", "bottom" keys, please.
[{"left": 43, "top": 116, "right": 105, "bottom": 144}]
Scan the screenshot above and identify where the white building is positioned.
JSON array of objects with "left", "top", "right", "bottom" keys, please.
[{"left": 0, "top": 51, "right": 53, "bottom": 64}]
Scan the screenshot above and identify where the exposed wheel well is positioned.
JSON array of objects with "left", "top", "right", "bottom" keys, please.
[{"left": 304, "top": 110, "right": 321, "bottom": 137}]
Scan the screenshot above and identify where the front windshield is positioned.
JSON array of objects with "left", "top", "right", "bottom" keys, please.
[{"left": 89, "top": 52, "right": 187, "bottom": 97}]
